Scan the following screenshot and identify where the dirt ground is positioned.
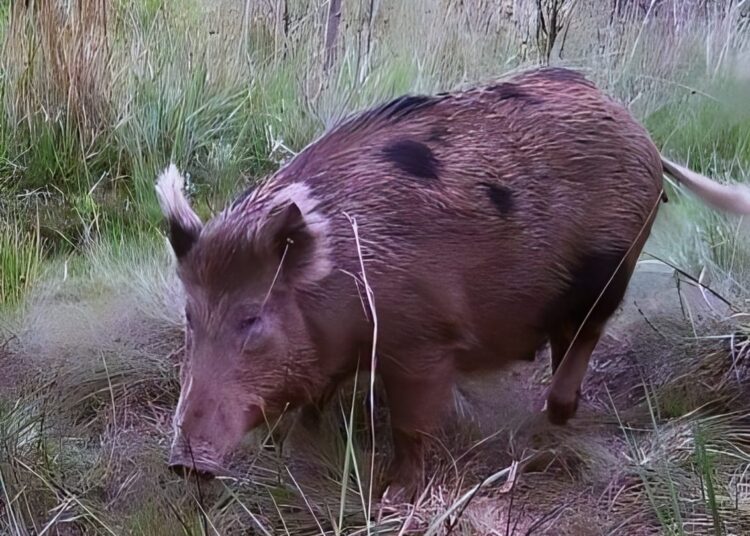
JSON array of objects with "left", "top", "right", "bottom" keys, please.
[{"left": 1, "top": 262, "right": 748, "bottom": 535}]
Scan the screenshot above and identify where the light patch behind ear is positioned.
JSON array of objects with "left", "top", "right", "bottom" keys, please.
[
  {"left": 155, "top": 164, "right": 203, "bottom": 259},
  {"left": 262, "top": 183, "right": 333, "bottom": 284}
]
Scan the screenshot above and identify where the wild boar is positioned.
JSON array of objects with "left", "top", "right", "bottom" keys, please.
[{"left": 156, "top": 67, "right": 750, "bottom": 498}]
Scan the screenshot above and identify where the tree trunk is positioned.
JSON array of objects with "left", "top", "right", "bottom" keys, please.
[{"left": 324, "top": 0, "right": 343, "bottom": 75}]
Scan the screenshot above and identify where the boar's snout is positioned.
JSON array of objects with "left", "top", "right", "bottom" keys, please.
[
  {"left": 168, "top": 437, "right": 223, "bottom": 480},
  {"left": 168, "top": 384, "right": 265, "bottom": 480}
]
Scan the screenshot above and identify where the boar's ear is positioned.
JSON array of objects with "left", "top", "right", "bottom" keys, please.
[
  {"left": 155, "top": 164, "right": 203, "bottom": 260},
  {"left": 260, "top": 201, "right": 331, "bottom": 283}
]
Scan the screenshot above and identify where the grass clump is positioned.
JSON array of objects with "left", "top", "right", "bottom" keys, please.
[{"left": 0, "top": 213, "right": 43, "bottom": 309}]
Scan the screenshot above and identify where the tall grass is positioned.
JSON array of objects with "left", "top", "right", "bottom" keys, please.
[
  {"left": 0, "top": 0, "right": 744, "bottom": 297},
  {"left": 2, "top": 1, "right": 745, "bottom": 204},
  {"left": 0, "top": 213, "right": 43, "bottom": 309}
]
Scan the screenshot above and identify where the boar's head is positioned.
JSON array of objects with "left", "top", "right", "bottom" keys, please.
[{"left": 156, "top": 165, "right": 332, "bottom": 478}]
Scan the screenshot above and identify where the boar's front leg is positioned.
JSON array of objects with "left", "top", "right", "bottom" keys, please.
[{"left": 380, "top": 361, "right": 454, "bottom": 501}]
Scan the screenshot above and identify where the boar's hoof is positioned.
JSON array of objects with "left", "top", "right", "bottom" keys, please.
[
  {"left": 546, "top": 391, "right": 580, "bottom": 425},
  {"left": 381, "top": 480, "right": 419, "bottom": 504},
  {"left": 381, "top": 462, "right": 422, "bottom": 503}
]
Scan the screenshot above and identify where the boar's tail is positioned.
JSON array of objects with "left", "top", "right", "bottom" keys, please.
[{"left": 662, "top": 155, "right": 750, "bottom": 215}]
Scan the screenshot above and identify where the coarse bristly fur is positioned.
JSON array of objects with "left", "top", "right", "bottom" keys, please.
[
  {"left": 155, "top": 164, "right": 199, "bottom": 228},
  {"left": 155, "top": 164, "right": 203, "bottom": 259},
  {"left": 156, "top": 66, "right": 750, "bottom": 500}
]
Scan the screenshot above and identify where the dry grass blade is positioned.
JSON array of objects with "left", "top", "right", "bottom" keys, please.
[
  {"left": 424, "top": 464, "right": 518, "bottom": 536},
  {"left": 346, "top": 212, "right": 379, "bottom": 531}
]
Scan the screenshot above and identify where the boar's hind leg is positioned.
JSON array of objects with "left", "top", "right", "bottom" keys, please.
[
  {"left": 380, "top": 363, "right": 454, "bottom": 500},
  {"left": 547, "top": 327, "right": 604, "bottom": 424},
  {"left": 546, "top": 245, "right": 641, "bottom": 425}
]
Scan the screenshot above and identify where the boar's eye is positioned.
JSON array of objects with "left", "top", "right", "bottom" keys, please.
[{"left": 239, "top": 316, "right": 259, "bottom": 331}]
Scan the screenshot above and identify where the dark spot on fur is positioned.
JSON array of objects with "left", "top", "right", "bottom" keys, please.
[
  {"left": 386, "top": 95, "right": 433, "bottom": 115},
  {"left": 229, "top": 184, "right": 257, "bottom": 210},
  {"left": 541, "top": 249, "right": 632, "bottom": 332},
  {"left": 428, "top": 126, "right": 449, "bottom": 143},
  {"left": 489, "top": 82, "right": 543, "bottom": 104},
  {"left": 168, "top": 218, "right": 198, "bottom": 259},
  {"left": 383, "top": 140, "right": 440, "bottom": 181},
  {"left": 490, "top": 83, "right": 527, "bottom": 100},
  {"left": 480, "top": 182, "right": 514, "bottom": 216},
  {"left": 335, "top": 94, "right": 444, "bottom": 134},
  {"left": 533, "top": 67, "right": 595, "bottom": 87},
  {"left": 373, "top": 94, "right": 440, "bottom": 123}
]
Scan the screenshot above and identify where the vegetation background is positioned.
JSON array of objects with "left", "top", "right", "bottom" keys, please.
[{"left": 1, "top": 0, "right": 750, "bottom": 534}]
